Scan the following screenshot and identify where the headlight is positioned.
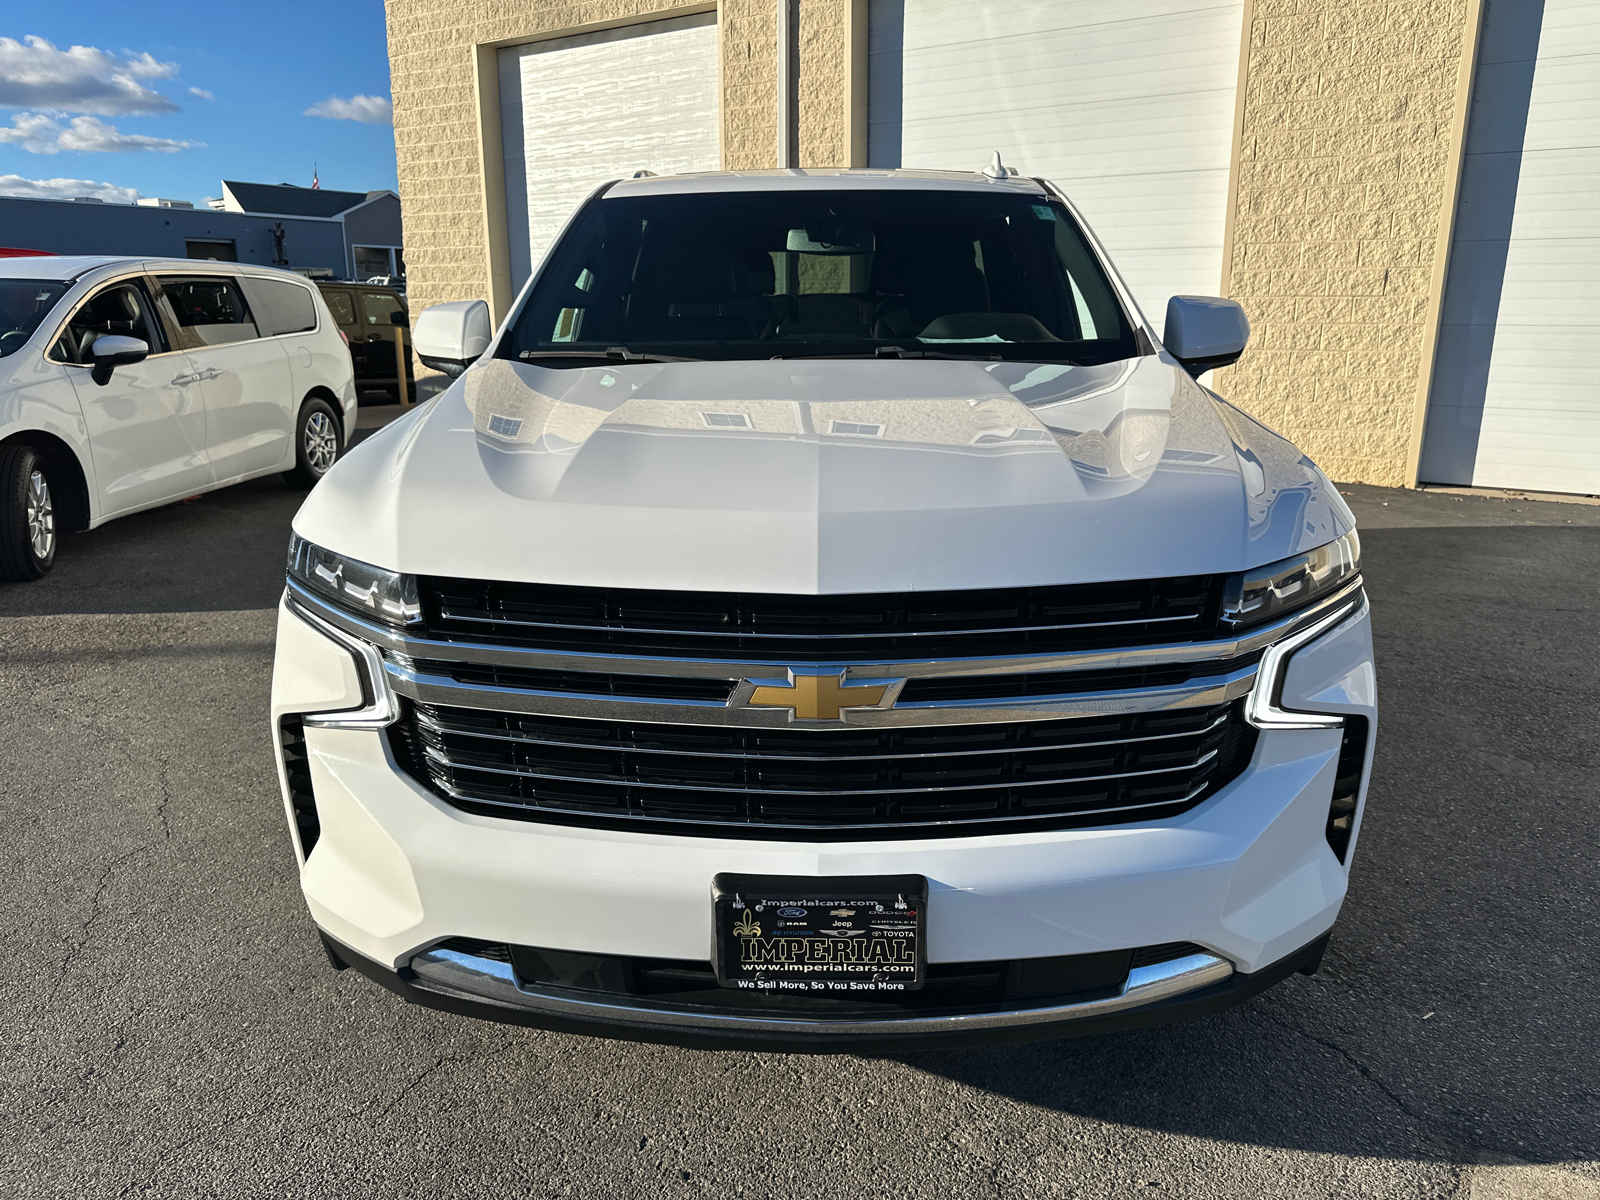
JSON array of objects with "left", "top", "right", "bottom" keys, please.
[
  {"left": 1222, "top": 530, "right": 1361, "bottom": 629},
  {"left": 287, "top": 533, "right": 420, "bottom": 626}
]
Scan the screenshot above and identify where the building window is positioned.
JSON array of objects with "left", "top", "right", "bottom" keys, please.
[
  {"left": 829, "top": 420, "right": 884, "bottom": 438},
  {"left": 487, "top": 414, "right": 523, "bottom": 439},
  {"left": 186, "top": 239, "right": 237, "bottom": 262},
  {"left": 701, "top": 412, "right": 751, "bottom": 429}
]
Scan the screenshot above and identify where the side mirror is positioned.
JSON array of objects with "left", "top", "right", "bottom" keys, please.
[
  {"left": 413, "top": 299, "right": 492, "bottom": 379},
  {"left": 89, "top": 334, "right": 149, "bottom": 386},
  {"left": 389, "top": 310, "right": 407, "bottom": 326},
  {"left": 1163, "top": 296, "right": 1249, "bottom": 378}
]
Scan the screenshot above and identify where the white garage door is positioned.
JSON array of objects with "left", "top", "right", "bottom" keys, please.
[
  {"left": 868, "top": 0, "right": 1244, "bottom": 333},
  {"left": 499, "top": 13, "right": 720, "bottom": 294},
  {"left": 1419, "top": 0, "right": 1600, "bottom": 495}
]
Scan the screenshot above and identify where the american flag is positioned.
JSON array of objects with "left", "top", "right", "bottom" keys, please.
[{"left": 312, "top": 166, "right": 320, "bottom": 190}]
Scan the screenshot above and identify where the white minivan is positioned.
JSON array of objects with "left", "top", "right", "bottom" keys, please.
[
  {"left": 273, "top": 168, "right": 1374, "bottom": 1052},
  {"left": 0, "top": 256, "right": 356, "bottom": 580}
]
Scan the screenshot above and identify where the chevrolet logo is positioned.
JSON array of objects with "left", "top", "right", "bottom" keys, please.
[{"left": 741, "top": 670, "right": 901, "bottom": 721}]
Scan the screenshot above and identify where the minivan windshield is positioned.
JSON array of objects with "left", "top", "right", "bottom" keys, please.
[
  {"left": 502, "top": 189, "right": 1140, "bottom": 366},
  {"left": 0, "top": 280, "right": 68, "bottom": 359}
]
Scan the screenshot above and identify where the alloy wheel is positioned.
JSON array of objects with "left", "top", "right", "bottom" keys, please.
[
  {"left": 304, "top": 412, "right": 338, "bottom": 474},
  {"left": 26, "top": 468, "right": 53, "bottom": 561}
]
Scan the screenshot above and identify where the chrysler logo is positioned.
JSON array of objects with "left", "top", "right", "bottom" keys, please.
[{"left": 737, "top": 669, "right": 904, "bottom": 721}]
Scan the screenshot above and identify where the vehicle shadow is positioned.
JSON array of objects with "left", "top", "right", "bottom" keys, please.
[
  {"left": 0, "top": 476, "right": 305, "bottom": 617},
  {"left": 904, "top": 522, "right": 1600, "bottom": 1167},
  {"left": 0, "top": 413, "right": 413, "bottom": 619}
]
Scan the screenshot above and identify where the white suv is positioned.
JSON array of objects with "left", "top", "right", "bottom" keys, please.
[
  {"left": 0, "top": 256, "right": 356, "bottom": 580},
  {"left": 272, "top": 169, "right": 1375, "bottom": 1051}
]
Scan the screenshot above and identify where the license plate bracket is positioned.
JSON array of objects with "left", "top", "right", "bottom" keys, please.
[{"left": 712, "top": 873, "right": 928, "bottom": 993}]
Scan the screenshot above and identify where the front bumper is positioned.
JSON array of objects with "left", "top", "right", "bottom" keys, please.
[
  {"left": 270, "top": 591, "right": 1376, "bottom": 1048},
  {"left": 325, "top": 928, "right": 1330, "bottom": 1053}
]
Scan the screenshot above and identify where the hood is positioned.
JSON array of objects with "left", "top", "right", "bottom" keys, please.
[{"left": 293, "top": 354, "right": 1353, "bottom": 593}]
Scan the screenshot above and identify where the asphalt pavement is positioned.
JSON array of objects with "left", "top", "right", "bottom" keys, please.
[{"left": 2, "top": 438, "right": 1597, "bottom": 1199}]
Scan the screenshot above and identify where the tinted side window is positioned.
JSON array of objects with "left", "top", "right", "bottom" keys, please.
[
  {"left": 361, "top": 291, "right": 402, "bottom": 326},
  {"left": 239, "top": 276, "right": 317, "bottom": 336},
  {"left": 322, "top": 289, "right": 357, "bottom": 325},
  {"left": 53, "top": 281, "right": 166, "bottom": 364},
  {"left": 157, "top": 276, "right": 259, "bottom": 348}
]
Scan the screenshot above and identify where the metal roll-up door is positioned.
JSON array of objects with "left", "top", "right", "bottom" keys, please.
[
  {"left": 499, "top": 13, "right": 720, "bottom": 295},
  {"left": 868, "top": 0, "right": 1245, "bottom": 333},
  {"left": 1420, "top": 0, "right": 1600, "bottom": 495}
]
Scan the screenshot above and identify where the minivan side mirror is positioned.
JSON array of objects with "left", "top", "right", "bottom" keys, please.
[
  {"left": 413, "top": 299, "right": 492, "bottom": 379},
  {"left": 1163, "top": 296, "right": 1250, "bottom": 378},
  {"left": 89, "top": 334, "right": 149, "bottom": 386}
]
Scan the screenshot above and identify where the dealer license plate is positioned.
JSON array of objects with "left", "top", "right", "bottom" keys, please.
[{"left": 712, "top": 873, "right": 927, "bottom": 993}]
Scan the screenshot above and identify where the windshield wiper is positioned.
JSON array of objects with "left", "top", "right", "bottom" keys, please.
[
  {"left": 518, "top": 346, "right": 702, "bottom": 364},
  {"left": 770, "top": 346, "right": 1083, "bottom": 364}
]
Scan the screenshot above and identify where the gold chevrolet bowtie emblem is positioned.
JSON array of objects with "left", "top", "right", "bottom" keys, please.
[{"left": 746, "top": 671, "right": 892, "bottom": 721}]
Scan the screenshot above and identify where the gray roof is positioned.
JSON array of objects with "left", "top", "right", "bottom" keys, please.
[{"left": 222, "top": 180, "right": 371, "bottom": 218}]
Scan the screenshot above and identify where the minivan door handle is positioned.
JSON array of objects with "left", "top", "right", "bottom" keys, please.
[{"left": 171, "top": 371, "right": 204, "bottom": 386}]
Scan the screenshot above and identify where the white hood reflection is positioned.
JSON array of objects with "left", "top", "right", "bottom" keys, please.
[{"left": 294, "top": 355, "right": 1353, "bottom": 593}]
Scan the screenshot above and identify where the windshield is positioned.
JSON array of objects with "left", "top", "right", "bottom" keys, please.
[
  {"left": 0, "top": 279, "right": 69, "bottom": 359},
  {"left": 501, "top": 189, "right": 1140, "bottom": 365}
]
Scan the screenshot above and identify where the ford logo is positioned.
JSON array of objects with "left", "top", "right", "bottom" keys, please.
[{"left": 778, "top": 906, "right": 807, "bottom": 917}]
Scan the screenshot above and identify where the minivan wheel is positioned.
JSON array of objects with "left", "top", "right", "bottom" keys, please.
[
  {"left": 0, "top": 444, "right": 57, "bottom": 581},
  {"left": 284, "top": 398, "right": 344, "bottom": 488}
]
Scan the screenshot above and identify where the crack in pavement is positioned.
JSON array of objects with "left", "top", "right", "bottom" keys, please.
[
  {"left": 372, "top": 1052, "right": 461, "bottom": 1122},
  {"left": 53, "top": 846, "right": 149, "bottom": 998},
  {"left": 1246, "top": 1005, "right": 1448, "bottom": 1136}
]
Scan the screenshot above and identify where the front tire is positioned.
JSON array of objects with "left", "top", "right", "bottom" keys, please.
[
  {"left": 0, "top": 444, "right": 57, "bottom": 581},
  {"left": 283, "top": 398, "right": 343, "bottom": 489}
]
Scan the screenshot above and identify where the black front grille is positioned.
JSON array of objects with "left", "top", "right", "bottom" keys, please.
[
  {"left": 409, "top": 658, "right": 733, "bottom": 703},
  {"left": 389, "top": 700, "right": 1257, "bottom": 839},
  {"left": 418, "top": 575, "right": 1225, "bottom": 660}
]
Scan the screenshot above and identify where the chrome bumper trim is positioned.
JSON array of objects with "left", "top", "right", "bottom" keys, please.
[{"left": 407, "top": 947, "right": 1235, "bottom": 1037}]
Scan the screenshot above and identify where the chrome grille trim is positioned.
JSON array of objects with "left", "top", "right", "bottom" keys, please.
[
  {"left": 383, "top": 658, "right": 1259, "bottom": 727},
  {"left": 285, "top": 577, "right": 1363, "bottom": 685}
]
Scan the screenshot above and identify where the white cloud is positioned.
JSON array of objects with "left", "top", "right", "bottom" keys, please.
[
  {"left": 0, "top": 173, "right": 140, "bottom": 203},
  {"left": 0, "top": 112, "right": 198, "bottom": 154},
  {"left": 0, "top": 36, "right": 180, "bottom": 115},
  {"left": 304, "top": 94, "right": 392, "bottom": 125},
  {"left": 59, "top": 115, "right": 199, "bottom": 153},
  {"left": 0, "top": 112, "right": 63, "bottom": 154},
  {"left": 188, "top": 86, "right": 213, "bottom": 101}
]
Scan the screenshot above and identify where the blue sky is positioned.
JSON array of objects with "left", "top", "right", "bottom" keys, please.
[{"left": 0, "top": 1, "right": 397, "bottom": 204}]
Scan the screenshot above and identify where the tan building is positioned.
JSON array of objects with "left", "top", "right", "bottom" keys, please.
[{"left": 385, "top": 0, "right": 1598, "bottom": 494}]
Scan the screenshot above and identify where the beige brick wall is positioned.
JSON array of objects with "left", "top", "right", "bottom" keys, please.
[
  {"left": 388, "top": 0, "right": 857, "bottom": 328},
  {"left": 721, "top": 0, "right": 779, "bottom": 169},
  {"left": 387, "top": 0, "right": 724, "bottom": 327},
  {"left": 1214, "top": 0, "right": 1476, "bottom": 486}
]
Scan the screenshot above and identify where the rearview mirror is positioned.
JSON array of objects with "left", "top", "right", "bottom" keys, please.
[
  {"left": 785, "top": 226, "right": 875, "bottom": 255},
  {"left": 89, "top": 334, "right": 149, "bottom": 386},
  {"left": 413, "top": 299, "right": 492, "bottom": 379},
  {"left": 1163, "top": 296, "right": 1250, "bottom": 378}
]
